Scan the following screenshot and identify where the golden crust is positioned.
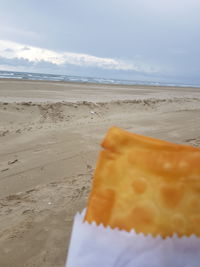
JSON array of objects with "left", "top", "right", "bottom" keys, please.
[{"left": 84, "top": 127, "right": 200, "bottom": 237}]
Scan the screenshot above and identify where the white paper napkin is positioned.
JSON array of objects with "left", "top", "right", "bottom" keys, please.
[{"left": 66, "top": 210, "right": 200, "bottom": 267}]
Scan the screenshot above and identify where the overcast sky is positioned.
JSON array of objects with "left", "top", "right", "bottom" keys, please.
[{"left": 0, "top": 0, "right": 200, "bottom": 84}]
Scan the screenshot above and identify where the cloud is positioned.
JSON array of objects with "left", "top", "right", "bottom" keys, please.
[
  {"left": 4, "top": 48, "right": 13, "bottom": 52},
  {"left": 21, "top": 46, "right": 31, "bottom": 51},
  {"left": 0, "top": 40, "right": 159, "bottom": 73}
]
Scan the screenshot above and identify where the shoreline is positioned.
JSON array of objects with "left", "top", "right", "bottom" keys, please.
[
  {"left": 0, "top": 78, "right": 200, "bottom": 89},
  {"left": 1, "top": 77, "right": 200, "bottom": 89}
]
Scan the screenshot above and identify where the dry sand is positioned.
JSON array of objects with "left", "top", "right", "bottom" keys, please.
[{"left": 0, "top": 79, "right": 200, "bottom": 267}]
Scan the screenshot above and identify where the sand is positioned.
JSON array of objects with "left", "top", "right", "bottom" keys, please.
[{"left": 0, "top": 79, "right": 200, "bottom": 267}]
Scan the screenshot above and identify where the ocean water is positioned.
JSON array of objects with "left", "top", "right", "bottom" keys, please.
[{"left": 0, "top": 70, "right": 199, "bottom": 88}]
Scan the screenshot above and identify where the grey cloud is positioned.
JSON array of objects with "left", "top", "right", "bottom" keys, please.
[
  {"left": 4, "top": 48, "right": 13, "bottom": 52},
  {"left": 0, "top": 56, "right": 31, "bottom": 66},
  {"left": 0, "top": 55, "right": 156, "bottom": 80},
  {"left": 21, "top": 46, "right": 31, "bottom": 51}
]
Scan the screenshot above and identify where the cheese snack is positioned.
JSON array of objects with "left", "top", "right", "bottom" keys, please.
[{"left": 84, "top": 127, "right": 200, "bottom": 237}]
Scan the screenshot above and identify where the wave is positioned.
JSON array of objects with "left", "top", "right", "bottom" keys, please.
[{"left": 0, "top": 70, "right": 200, "bottom": 88}]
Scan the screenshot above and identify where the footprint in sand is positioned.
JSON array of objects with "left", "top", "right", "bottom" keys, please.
[{"left": 8, "top": 159, "right": 18, "bottom": 165}]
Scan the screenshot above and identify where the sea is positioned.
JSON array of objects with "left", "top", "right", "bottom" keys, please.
[{"left": 0, "top": 70, "right": 199, "bottom": 88}]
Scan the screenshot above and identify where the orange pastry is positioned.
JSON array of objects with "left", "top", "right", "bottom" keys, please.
[{"left": 84, "top": 127, "right": 200, "bottom": 237}]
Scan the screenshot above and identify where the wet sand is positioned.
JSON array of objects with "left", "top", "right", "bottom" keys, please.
[{"left": 0, "top": 79, "right": 200, "bottom": 266}]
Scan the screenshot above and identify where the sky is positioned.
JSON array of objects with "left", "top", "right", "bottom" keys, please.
[{"left": 0, "top": 0, "right": 200, "bottom": 84}]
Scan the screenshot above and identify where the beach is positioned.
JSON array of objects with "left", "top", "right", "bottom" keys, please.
[{"left": 0, "top": 79, "right": 200, "bottom": 267}]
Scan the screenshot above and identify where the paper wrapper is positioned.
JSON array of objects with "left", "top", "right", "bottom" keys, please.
[{"left": 66, "top": 210, "right": 200, "bottom": 267}]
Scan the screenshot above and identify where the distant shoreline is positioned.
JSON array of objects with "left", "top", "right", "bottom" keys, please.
[
  {"left": 0, "top": 70, "right": 200, "bottom": 89},
  {"left": 0, "top": 77, "right": 200, "bottom": 90}
]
